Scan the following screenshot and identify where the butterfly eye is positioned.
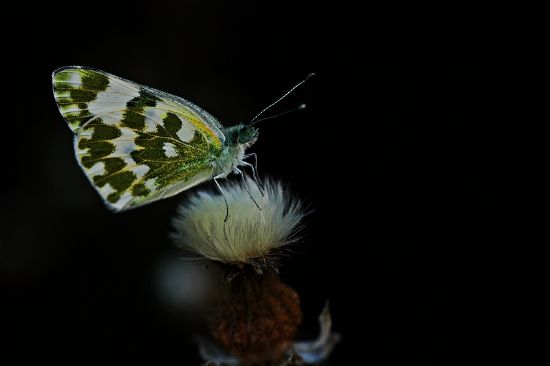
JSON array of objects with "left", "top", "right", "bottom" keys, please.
[{"left": 237, "top": 126, "right": 258, "bottom": 144}]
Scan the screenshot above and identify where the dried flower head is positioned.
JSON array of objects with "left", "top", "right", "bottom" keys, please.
[{"left": 171, "top": 178, "right": 305, "bottom": 270}]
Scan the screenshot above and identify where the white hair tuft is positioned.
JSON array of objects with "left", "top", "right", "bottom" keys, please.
[{"left": 171, "top": 178, "right": 306, "bottom": 269}]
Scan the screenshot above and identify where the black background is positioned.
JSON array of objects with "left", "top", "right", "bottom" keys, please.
[{"left": 2, "top": 1, "right": 493, "bottom": 364}]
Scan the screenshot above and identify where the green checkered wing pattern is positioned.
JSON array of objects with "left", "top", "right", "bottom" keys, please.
[{"left": 52, "top": 66, "right": 225, "bottom": 211}]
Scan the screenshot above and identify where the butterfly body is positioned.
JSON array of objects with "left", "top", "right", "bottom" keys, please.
[{"left": 52, "top": 66, "right": 258, "bottom": 211}]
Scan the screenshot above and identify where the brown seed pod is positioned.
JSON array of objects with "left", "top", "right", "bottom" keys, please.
[{"left": 208, "top": 270, "right": 302, "bottom": 365}]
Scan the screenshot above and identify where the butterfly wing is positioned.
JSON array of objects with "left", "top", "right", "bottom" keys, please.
[{"left": 52, "top": 66, "right": 225, "bottom": 211}]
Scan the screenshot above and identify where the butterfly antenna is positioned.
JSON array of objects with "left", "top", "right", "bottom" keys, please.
[
  {"left": 249, "top": 73, "right": 315, "bottom": 125},
  {"left": 251, "top": 104, "right": 307, "bottom": 124}
]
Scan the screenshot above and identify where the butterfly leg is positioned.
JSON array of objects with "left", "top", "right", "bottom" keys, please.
[
  {"left": 235, "top": 168, "right": 262, "bottom": 212},
  {"left": 242, "top": 153, "right": 264, "bottom": 195},
  {"left": 213, "top": 177, "right": 229, "bottom": 222}
]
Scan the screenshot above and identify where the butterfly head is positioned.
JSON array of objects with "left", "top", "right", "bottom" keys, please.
[
  {"left": 238, "top": 125, "right": 259, "bottom": 147},
  {"left": 226, "top": 124, "right": 259, "bottom": 148}
]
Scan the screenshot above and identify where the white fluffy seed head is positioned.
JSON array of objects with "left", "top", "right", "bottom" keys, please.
[{"left": 171, "top": 178, "right": 306, "bottom": 269}]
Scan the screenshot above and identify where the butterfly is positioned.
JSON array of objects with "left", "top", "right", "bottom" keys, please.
[{"left": 52, "top": 66, "right": 311, "bottom": 213}]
